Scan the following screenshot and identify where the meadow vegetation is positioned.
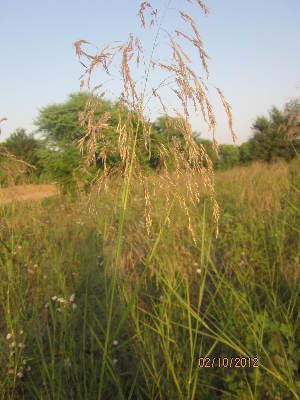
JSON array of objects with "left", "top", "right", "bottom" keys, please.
[
  {"left": 0, "top": 160, "right": 299, "bottom": 399},
  {"left": 0, "top": 1, "right": 299, "bottom": 399}
]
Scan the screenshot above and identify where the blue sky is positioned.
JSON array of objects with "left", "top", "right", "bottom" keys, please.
[{"left": 0, "top": 0, "right": 299, "bottom": 144}]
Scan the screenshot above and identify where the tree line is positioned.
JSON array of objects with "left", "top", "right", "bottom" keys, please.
[{"left": 0, "top": 92, "right": 299, "bottom": 191}]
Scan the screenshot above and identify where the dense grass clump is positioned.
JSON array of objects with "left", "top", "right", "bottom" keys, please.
[
  {"left": 0, "top": 160, "right": 299, "bottom": 399},
  {"left": 1, "top": 1, "right": 299, "bottom": 398}
]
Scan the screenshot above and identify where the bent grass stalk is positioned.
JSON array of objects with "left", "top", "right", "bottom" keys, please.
[
  {"left": 97, "top": 4, "right": 170, "bottom": 399},
  {"left": 74, "top": 1, "right": 238, "bottom": 398}
]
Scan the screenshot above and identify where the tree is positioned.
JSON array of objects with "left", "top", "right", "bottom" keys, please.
[
  {"left": 248, "top": 101, "right": 300, "bottom": 162},
  {"left": 239, "top": 141, "right": 252, "bottom": 164},
  {"left": 35, "top": 92, "right": 92, "bottom": 145},
  {"left": 0, "top": 129, "right": 45, "bottom": 185},
  {"left": 3, "top": 128, "right": 41, "bottom": 167},
  {"left": 216, "top": 144, "right": 240, "bottom": 170},
  {"left": 34, "top": 93, "right": 176, "bottom": 189},
  {"left": 35, "top": 92, "right": 126, "bottom": 189}
]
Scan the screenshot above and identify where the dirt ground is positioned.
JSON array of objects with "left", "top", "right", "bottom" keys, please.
[{"left": 0, "top": 184, "right": 59, "bottom": 204}]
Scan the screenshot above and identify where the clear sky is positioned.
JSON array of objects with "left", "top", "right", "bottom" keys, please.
[{"left": 0, "top": 0, "right": 299, "bottom": 144}]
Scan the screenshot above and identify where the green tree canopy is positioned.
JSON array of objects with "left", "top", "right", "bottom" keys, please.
[
  {"left": 2, "top": 128, "right": 41, "bottom": 167},
  {"left": 35, "top": 92, "right": 112, "bottom": 145},
  {"left": 0, "top": 128, "right": 45, "bottom": 185},
  {"left": 216, "top": 144, "right": 240, "bottom": 170},
  {"left": 248, "top": 101, "right": 300, "bottom": 162},
  {"left": 239, "top": 141, "right": 252, "bottom": 164}
]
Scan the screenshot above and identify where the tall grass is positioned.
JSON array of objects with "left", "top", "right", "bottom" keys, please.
[
  {"left": 74, "top": 2, "right": 235, "bottom": 397},
  {"left": 0, "top": 160, "right": 299, "bottom": 399},
  {"left": 0, "top": 1, "right": 299, "bottom": 399}
]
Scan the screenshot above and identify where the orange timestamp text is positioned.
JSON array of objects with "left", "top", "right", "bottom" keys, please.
[{"left": 197, "top": 356, "right": 259, "bottom": 369}]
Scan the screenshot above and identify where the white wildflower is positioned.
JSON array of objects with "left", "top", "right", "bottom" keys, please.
[
  {"left": 64, "top": 358, "right": 72, "bottom": 367},
  {"left": 6, "top": 333, "right": 12, "bottom": 341},
  {"left": 17, "top": 372, "right": 23, "bottom": 378},
  {"left": 113, "top": 340, "right": 118, "bottom": 346},
  {"left": 69, "top": 293, "right": 75, "bottom": 303},
  {"left": 51, "top": 296, "right": 57, "bottom": 301},
  {"left": 196, "top": 268, "right": 201, "bottom": 275},
  {"left": 72, "top": 303, "right": 77, "bottom": 311},
  {"left": 8, "top": 369, "right": 14, "bottom": 375},
  {"left": 19, "top": 330, "right": 24, "bottom": 335},
  {"left": 113, "top": 358, "right": 118, "bottom": 365},
  {"left": 27, "top": 365, "right": 31, "bottom": 372}
]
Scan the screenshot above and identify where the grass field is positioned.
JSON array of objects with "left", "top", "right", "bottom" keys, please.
[
  {"left": 0, "top": 185, "right": 58, "bottom": 205},
  {"left": 0, "top": 159, "right": 299, "bottom": 399}
]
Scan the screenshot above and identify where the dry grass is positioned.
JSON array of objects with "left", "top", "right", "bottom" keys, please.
[
  {"left": 0, "top": 160, "right": 299, "bottom": 399},
  {"left": 0, "top": 147, "right": 37, "bottom": 188},
  {"left": 74, "top": 0, "right": 236, "bottom": 238},
  {"left": 0, "top": 184, "right": 59, "bottom": 204}
]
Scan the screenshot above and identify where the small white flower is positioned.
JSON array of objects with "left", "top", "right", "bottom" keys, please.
[
  {"left": 58, "top": 298, "right": 67, "bottom": 304},
  {"left": 17, "top": 372, "right": 23, "bottom": 378},
  {"left": 69, "top": 293, "right": 75, "bottom": 303},
  {"left": 27, "top": 366, "right": 31, "bottom": 372},
  {"left": 33, "top": 264, "right": 38, "bottom": 268},
  {"left": 159, "top": 295, "right": 163, "bottom": 302},
  {"left": 64, "top": 358, "right": 72, "bottom": 367},
  {"left": 193, "top": 262, "right": 199, "bottom": 266},
  {"left": 6, "top": 333, "right": 12, "bottom": 341},
  {"left": 72, "top": 303, "right": 77, "bottom": 311},
  {"left": 17, "top": 245, "right": 22, "bottom": 250},
  {"left": 43, "top": 274, "right": 47, "bottom": 279},
  {"left": 19, "top": 330, "right": 24, "bottom": 335},
  {"left": 8, "top": 369, "right": 14, "bottom": 375},
  {"left": 22, "top": 359, "right": 27, "bottom": 365},
  {"left": 44, "top": 303, "right": 49, "bottom": 309},
  {"left": 196, "top": 268, "right": 201, "bottom": 275},
  {"left": 52, "top": 296, "right": 57, "bottom": 301},
  {"left": 113, "top": 358, "right": 118, "bottom": 365},
  {"left": 57, "top": 308, "right": 62, "bottom": 313},
  {"left": 18, "top": 343, "right": 26, "bottom": 349},
  {"left": 9, "top": 342, "right": 16, "bottom": 348},
  {"left": 28, "top": 269, "right": 34, "bottom": 275},
  {"left": 10, "top": 351, "right": 15, "bottom": 357},
  {"left": 113, "top": 340, "right": 118, "bottom": 346}
]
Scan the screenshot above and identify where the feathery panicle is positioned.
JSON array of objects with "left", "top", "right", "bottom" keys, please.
[
  {"left": 186, "top": 0, "right": 209, "bottom": 15},
  {"left": 138, "top": 2, "right": 158, "bottom": 29},
  {"left": 74, "top": 0, "right": 236, "bottom": 243},
  {"left": 216, "top": 87, "right": 237, "bottom": 144}
]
